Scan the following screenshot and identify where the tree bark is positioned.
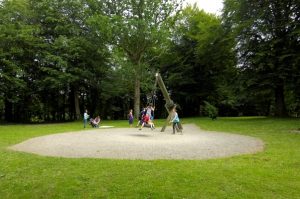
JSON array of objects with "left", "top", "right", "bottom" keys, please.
[
  {"left": 69, "top": 88, "right": 75, "bottom": 120},
  {"left": 4, "top": 99, "right": 13, "bottom": 122},
  {"left": 274, "top": 83, "right": 287, "bottom": 117},
  {"left": 74, "top": 90, "right": 80, "bottom": 120},
  {"left": 134, "top": 74, "right": 141, "bottom": 120}
]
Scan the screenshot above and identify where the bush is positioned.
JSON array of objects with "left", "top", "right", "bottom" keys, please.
[{"left": 203, "top": 101, "right": 218, "bottom": 120}]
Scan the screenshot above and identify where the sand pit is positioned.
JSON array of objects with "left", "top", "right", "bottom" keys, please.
[{"left": 9, "top": 124, "right": 264, "bottom": 160}]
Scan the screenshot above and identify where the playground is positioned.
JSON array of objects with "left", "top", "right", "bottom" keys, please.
[
  {"left": 1, "top": 0, "right": 299, "bottom": 198},
  {"left": 1, "top": 117, "right": 299, "bottom": 198},
  {"left": 10, "top": 124, "right": 263, "bottom": 160}
]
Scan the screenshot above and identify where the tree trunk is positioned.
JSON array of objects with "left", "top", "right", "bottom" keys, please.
[
  {"left": 74, "top": 90, "right": 80, "bottom": 120},
  {"left": 4, "top": 99, "right": 13, "bottom": 122},
  {"left": 274, "top": 83, "right": 287, "bottom": 117},
  {"left": 134, "top": 74, "right": 141, "bottom": 120}
]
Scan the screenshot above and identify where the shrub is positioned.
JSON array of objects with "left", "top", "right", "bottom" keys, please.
[{"left": 203, "top": 101, "right": 218, "bottom": 120}]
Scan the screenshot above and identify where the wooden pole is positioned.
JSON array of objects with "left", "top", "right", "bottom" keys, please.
[{"left": 155, "top": 73, "right": 175, "bottom": 132}]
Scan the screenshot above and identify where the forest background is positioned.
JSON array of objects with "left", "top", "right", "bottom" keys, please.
[{"left": 0, "top": 0, "right": 299, "bottom": 122}]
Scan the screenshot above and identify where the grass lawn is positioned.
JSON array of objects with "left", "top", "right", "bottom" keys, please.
[{"left": 0, "top": 117, "right": 299, "bottom": 198}]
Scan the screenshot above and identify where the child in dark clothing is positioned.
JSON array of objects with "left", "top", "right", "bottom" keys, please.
[
  {"left": 128, "top": 109, "right": 134, "bottom": 127},
  {"left": 136, "top": 107, "right": 146, "bottom": 127}
]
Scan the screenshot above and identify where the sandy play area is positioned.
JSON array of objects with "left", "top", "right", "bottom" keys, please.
[{"left": 9, "top": 124, "right": 264, "bottom": 160}]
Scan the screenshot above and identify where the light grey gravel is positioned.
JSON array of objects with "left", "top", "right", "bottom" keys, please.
[{"left": 9, "top": 124, "right": 264, "bottom": 160}]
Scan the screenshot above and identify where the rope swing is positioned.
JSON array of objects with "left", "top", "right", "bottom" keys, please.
[{"left": 147, "top": 76, "right": 158, "bottom": 107}]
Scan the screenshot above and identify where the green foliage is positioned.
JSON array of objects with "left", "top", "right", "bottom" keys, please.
[
  {"left": 0, "top": 117, "right": 300, "bottom": 198},
  {"left": 0, "top": 0, "right": 299, "bottom": 121},
  {"left": 0, "top": 0, "right": 112, "bottom": 122},
  {"left": 93, "top": 0, "right": 182, "bottom": 117},
  {"left": 160, "top": 6, "right": 237, "bottom": 116},
  {"left": 0, "top": 0, "right": 43, "bottom": 121},
  {"left": 222, "top": 0, "right": 300, "bottom": 116},
  {"left": 203, "top": 101, "right": 218, "bottom": 119}
]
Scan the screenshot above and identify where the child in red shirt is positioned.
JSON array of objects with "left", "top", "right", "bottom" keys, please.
[{"left": 139, "top": 114, "right": 154, "bottom": 130}]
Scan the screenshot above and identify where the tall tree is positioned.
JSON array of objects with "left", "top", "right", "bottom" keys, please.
[
  {"left": 160, "top": 6, "right": 237, "bottom": 116},
  {"left": 89, "top": 0, "right": 182, "bottom": 117},
  {"left": 223, "top": 0, "right": 300, "bottom": 116},
  {"left": 0, "top": 0, "right": 111, "bottom": 122},
  {"left": 0, "top": 0, "right": 42, "bottom": 122},
  {"left": 30, "top": 0, "right": 110, "bottom": 120}
]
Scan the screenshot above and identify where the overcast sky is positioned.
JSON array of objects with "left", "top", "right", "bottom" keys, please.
[{"left": 184, "top": 0, "right": 224, "bottom": 15}]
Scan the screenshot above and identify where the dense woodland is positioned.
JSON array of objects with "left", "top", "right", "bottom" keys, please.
[{"left": 0, "top": 0, "right": 299, "bottom": 122}]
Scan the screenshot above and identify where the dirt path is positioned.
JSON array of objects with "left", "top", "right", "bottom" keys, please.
[{"left": 9, "top": 124, "right": 264, "bottom": 160}]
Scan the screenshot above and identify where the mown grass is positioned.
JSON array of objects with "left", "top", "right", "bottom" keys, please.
[{"left": 0, "top": 117, "right": 299, "bottom": 198}]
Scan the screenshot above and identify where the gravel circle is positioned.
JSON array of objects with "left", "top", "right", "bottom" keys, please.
[{"left": 9, "top": 124, "right": 264, "bottom": 160}]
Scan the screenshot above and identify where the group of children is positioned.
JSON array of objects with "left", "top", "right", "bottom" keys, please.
[
  {"left": 128, "top": 104, "right": 181, "bottom": 134},
  {"left": 83, "top": 109, "right": 101, "bottom": 128},
  {"left": 84, "top": 105, "right": 181, "bottom": 134},
  {"left": 137, "top": 105, "right": 156, "bottom": 130},
  {"left": 128, "top": 105, "right": 156, "bottom": 130}
]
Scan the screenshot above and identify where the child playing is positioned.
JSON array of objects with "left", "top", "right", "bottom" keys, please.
[
  {"left": 83, "top": 109, "right": 89, "bottom": 128},
  {"left": 136, "top": 107, "right": 146, "bottom": 127},
  {"left": 92, "top": 116, "right": 101, "bottom": 128},
  {"left": 139, "top": 113, "right": 154, "bottom": 130},
  {"left": 128, "top": 109, "right": 134, "bottom": 127},
  {"left": 169, "top": 108, "right": 181, "bottom": 134}
]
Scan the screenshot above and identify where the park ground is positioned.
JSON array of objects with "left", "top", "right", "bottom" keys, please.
[{"left": 0, "top": 117, "right": 299, "bottom": 198}]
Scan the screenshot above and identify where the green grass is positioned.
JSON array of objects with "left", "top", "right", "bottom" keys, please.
[{"left": 0, "top": 117, "right": 299, "bottom": 198}]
